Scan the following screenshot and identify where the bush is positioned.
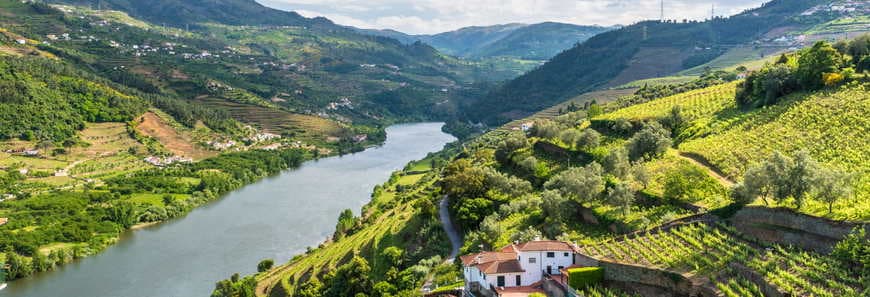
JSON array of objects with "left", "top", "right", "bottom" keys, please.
[
  {"left": 257, "top": 259, "right": 274, "bottom": 272},
  {"left": 567, "top": 267, "right": 604, "bottom": 289}
]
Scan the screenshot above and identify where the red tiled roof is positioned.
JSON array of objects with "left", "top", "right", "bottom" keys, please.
[
  {"left": 514, "top": 240, "right": 576, "bottom": 252},
  {"left": 477, "top": 259, "right": 525, "bottom": 274},
  {"left": 460, "top": 251, "right": 516, "bottom": 266},
  {"left": 460, "top": 251, "right": 524, "bottom": 274}
]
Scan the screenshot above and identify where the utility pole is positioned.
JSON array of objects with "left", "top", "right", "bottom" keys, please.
[
  {"left": 660, "top": 0, "right": 664, "bottom": 22},
  {"left": 711, "top": 3, "right": 715, "bottom": 20}
]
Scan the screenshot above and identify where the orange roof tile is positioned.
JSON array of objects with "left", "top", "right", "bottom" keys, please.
[
  {"left": 461, "top": 251, "right": 524, "bottom": 274},
  {"left": 514, "top": 240, "right": 575, "bottom": 252}
]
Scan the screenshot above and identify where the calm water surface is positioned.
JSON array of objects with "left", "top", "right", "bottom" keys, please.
[{"left": 1, "top": 122, "right": 455, "bottom": 297}]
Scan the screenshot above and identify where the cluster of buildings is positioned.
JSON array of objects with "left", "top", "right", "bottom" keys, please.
[
  {"left": 5, "top": 148, "right": 40, "bottom": 156},
  {"left": 143, "top": 156, "right": 192, "bottom": 167},
  {"left": 207, "top": 140, "right": 238, "bottom": 151},
  {"left": 244, "top": 132, "right": 281, "bottom": 143},
  {"left": 802, "top": 0, "right": 870, "bottom": 16},
  {"left": 326, "top": 97, "right": 354, "bottom": 110}
]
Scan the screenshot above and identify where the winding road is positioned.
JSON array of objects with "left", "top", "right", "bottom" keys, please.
[{"left": 439, "top": 196, "right": 462, "bottom": 260}]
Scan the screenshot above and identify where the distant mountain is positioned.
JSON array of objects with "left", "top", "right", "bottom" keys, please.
[
  {"left": 48, "top": 0, "right": 330, "bottom": 28},
  {"left": 466, "top": 0, "right": 854, "bottom": 125},
  {"left": 358, "top": 23, "right": 613, "bottom": 60}
]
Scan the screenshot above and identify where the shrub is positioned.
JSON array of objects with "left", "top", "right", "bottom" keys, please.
[
  {"left": 567, "top": 267, "right": 604, "bottom": 289},
  {"left": 257, "top": 259, "right": 274, "bottom": 272}
]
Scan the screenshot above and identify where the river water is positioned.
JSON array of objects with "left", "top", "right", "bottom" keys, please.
[{"left": 1, "top": 122, "right": 455, "bottom": 297}]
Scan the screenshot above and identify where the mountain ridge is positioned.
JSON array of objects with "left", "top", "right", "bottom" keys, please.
[{"left": 355, "top": 22, "right": 614, "bottom": 60}]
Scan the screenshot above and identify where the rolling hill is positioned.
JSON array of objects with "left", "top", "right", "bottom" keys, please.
[{"left": 466, "top": 0, "right": 866, "bottom": 125}]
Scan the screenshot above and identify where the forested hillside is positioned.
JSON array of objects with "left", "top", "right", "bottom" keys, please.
[
  {"left": 47, "top": 0, "right": 323, "bottom": 28},
  {"left": 466, "top": 0, "right": 844, "bottom": 125}
]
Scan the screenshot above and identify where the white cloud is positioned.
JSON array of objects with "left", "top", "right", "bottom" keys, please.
[{"left": 260, "top": 0, "right": 767, "bottom": 34}]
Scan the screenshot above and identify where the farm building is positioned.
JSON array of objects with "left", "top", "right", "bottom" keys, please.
[{"left": 461, "top": 240, "right": 579, "bottom": 296}]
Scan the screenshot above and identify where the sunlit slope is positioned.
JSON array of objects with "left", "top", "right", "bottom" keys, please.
[{"left": 593, "top": 82, "right": 869, "bottom": 220}]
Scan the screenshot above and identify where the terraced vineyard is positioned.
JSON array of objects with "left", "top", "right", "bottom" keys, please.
[
  {"left": 193, "top": 97, "right": 343, "bottom": 141},
  {"left": 715, "top": 278, "right": 764, "bottom": 297},
  {"left": 594, "top": 81, "right": 738, "bottom": 123},
  {"left": 579, "top": 222, "right": 865, "bottom": 296},
  {"left": 576, "top": 285, "right": 639, "bottom": 297},
  {"left": 591, "top": 79, "right": 869, "bottom": 220},
  {"left": 680, "top": 84, "right": 870, "bottom": 220},
  {"left": 581, "top": 222, "right": 755, "bottom": 275},
  {"left": 747, "top": 245, "right": 866, "bottom": 297}
]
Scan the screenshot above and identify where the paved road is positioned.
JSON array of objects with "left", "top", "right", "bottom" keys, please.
[{"left": 439, "top": 196, "right": 462, "bottom": 260}]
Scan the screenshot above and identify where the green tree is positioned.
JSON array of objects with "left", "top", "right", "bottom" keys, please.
[
  {"left": 576, "top": 129, "right": 601, "bottom": 149},
  {"left": 812, "top": 168, "right": 853, "bottom": 214},
  {"left": 541, "top": 190, "right": 571, "bottom": 224},
  {"left": 587, "top": 103, "right": 604, "bottom": 118},
  {"left": 322, "top": 256, "right": 372, "bottom": 297},
  {"left": 545, "top": 163, "right": 604, "bottom": 205},
  {"left": 796, "top": 41, "right": 842, "bottom": 90},
  {"left": 603, "top": 148, "right": 630, "bottom": 179},
  {"left": 559, "top": 129, "right": 582, "bottom": 148},
  {"left": 495, "top": 132, "right": 528, "bottom": 163},
  {"left": 788, "top": 151, "right": 818, "bottom": 209},
  {"left": 626, "top": 123, "right": 672, "bottom": 161},
  {"left": 295, "top": 277, "right": 324, "bottom": 297},
  {"left": 735, "top": 165, "right": 771, "bottom": 205},
  {"left": 480, "top": 216, "right": 503, "bottom": 248},
  {"left": 257, "top": 259, "right": 274, "bottom": 273},
  {"left": 380, "top": 246, "right": 404, "bottom": 267},
  {"left": 660, "top": 105, "right": 687, "bottom": 140},
  {"left": 530, "top": 119, "right": 560, "bottom": 139},
  {"left": 334, "top": 209, "right": 356, "bottom": 240},
  {"left": 631, "top": 162, "right": 650, "bottom": 189},
  {"left": 106, "top": 202, "right": 137, "bottom": 228},
  {"left": 764, "top": 151, "right": 795, "bottom": 205},
  {"left": 607, "top": 182, "right": 635, "bottom": 217}
]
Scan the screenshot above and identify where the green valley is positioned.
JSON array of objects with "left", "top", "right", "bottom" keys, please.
[{"left": 0, "top": 0, "right": 867, "bottom": 297}]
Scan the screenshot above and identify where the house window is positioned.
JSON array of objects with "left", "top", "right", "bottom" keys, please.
[
  {"left": 529, "top": 257, "right": 536, "bottom": 264},
  {"left": 546, "top": 252, "right": 555, "bottom": 258},
  {"left": 564, "top": 252, "right": 569, "bottom": 257},
  {"left": 516, "top": 275, "right": 521, "bottom": 286},
  {"left": 497, "top": 276, "right": 505, "bottom": 287}
]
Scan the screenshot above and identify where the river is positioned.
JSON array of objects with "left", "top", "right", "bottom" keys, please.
[{"left": 1, "top": 122, "right": 455, "bottom": 297}]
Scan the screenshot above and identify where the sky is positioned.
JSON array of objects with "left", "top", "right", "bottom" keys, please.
[{"left": 257, "top": 0, "right": 770, "bottom": 35}]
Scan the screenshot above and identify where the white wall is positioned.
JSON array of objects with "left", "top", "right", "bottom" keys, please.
[
  {"left": 465, "top": 267, "right": 526, "bottom": 289},
  {"left": 518, "top": 251, "right": 575, "bottom": 285}
]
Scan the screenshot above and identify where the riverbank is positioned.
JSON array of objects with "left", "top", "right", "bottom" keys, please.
[{"left": 1, "top": 123, "right": 455, "bottom": 297}]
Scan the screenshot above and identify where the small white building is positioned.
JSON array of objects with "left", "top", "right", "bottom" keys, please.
[{"left": 461, "top": 240, "right": 578, "bottom": 295}]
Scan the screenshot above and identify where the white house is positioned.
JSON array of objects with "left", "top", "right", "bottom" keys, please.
[{"left": 461, "top": 240, "right": 578, "bottom": 296}]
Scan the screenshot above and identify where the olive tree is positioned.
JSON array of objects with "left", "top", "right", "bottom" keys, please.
[{"left": 544, "top": 163, "right": 604, "bottom": 205}]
